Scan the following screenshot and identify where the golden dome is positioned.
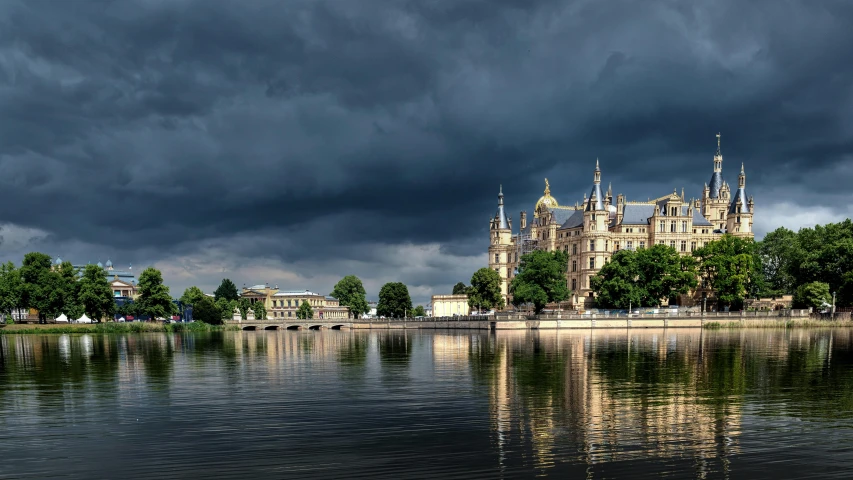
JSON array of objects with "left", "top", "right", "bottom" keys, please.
[{"left": 535, "top": 178, "right": 558, "bottom": 210}]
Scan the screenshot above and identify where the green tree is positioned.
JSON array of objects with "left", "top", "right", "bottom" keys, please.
[
  {"left": 193, "top": 296, "right": 221, "bottom": 324},
  {"left": 590, "top": 250, "right": 643, "bottom": 309},
  {"left": 77, "top": 264, "right": 115, "bottom": 322},
  {"left": 468, "top": 268, "right": 505, "bottom": 311},
  {"left": 693, "top": 235, "right": 757, "bottom": 310},
  {"left": 179, "top": 286, "right": 207, "bottom": 306},
  {"left": 635, "top": 245, "right": 698, "bottom": 306},
  {"left": 216, "top": 298, "right": 237, "bottom": 320},
  {"left": 412, "top": 305, "right": 426, "bottom": 317},
  {"left": 136, "top": 267, "right": 177, "bottom": 320},
  {"left": 509, "top": 250, "right": 569, "bottom": 313},
  {"left": 251, "top": 301, "right": 266, "bottom": 320},
  {"left": 296, "top": 300, "right": 313, "bottom": 319},
  {"left": 452, "top": 282, "right": 469, "bottom": 295},
  {"left": 214, "top": 278, "right": 239, "bottom": 302},
  {"left": 593, "top": 246, "right": 698, "bottom": 308},
  {"left": 377, "top": 282, "right": 413, "bottom": 318},
  {"left": 117, "top": 301, "right": 138, "bottom": 318},
  {"left": 793, "top": 281, "right": 832, "bottom": 310},
  {"left": 55, "top": 261, "right": 83, "bottom": 320},
  {"left": 0, "top": 261, "right": 23, "bottom": 322},
  {"left": 20, "top": 252, "right": 58, "bottom": 323},
  {"left": 755, "top": 227, "right": 798, "bottom": 295},
  {"left": 331, "top": 275, "right": 369, "bottom": 319}
]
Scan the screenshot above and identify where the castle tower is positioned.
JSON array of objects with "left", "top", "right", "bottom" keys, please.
[
  {"left": 579, "top": 159, "right": 612, "bottom": 306},
  {"left": 726, "top": 163, "right": 753, "bottom": 236},
  {"left": 489, "top": 185, "right": 514, "bottom": 301},
  {"left": 701, "top": 133, "right": 731, "bottom": 231}
]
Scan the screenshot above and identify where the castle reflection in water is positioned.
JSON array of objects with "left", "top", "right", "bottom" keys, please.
[{"left": 1, "top": 328, "right": 848, "bottom": 476}]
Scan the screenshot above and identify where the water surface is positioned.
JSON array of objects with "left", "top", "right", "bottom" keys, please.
[{"left": 2, "top": 328, "right": 853, "bottom": 479}]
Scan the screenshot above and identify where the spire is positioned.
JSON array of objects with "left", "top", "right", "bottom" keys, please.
[
  {"left": 593, "top": 158, "right": 601, "bottom": 184},
  {"left": 607, "top": 182, "right": 612, "bottom": 196},
  {"left": 586, "top": 159, "right": 605, "bottom": 211},
  {"left": 495, "top": 185, "right": 509, "bottom": 230},
  {"left": 708, "top": 132, "right": 724, "bottom": 198},
  {"left": 729, "top": 164, "right": 749, "bottom": 214},
  {"left": 681, "top": 187, "right": 685, "bottom": 200},
  {"left": 543, "top": 178, "right": 550, "bottom": 196}
]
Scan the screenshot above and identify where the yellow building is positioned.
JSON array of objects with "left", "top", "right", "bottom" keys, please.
[
  {"left": 489, "top": 134, "right": 754, "bottom": 309},
  {"left": 431, "top": 294, "right": 470, "bottom": 317},
  {"left": 240, "top": 285, "right": 351, "bottom": 320}
]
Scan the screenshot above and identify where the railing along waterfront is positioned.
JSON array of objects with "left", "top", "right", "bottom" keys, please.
[{"left": 524, "top": 309, "right": 813, "bottom": 321}]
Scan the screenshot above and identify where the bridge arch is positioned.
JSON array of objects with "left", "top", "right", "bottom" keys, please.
[
  {"left": 308, "top": 325, "right": 323, "bottom": 330},
  {"left": 286, "top": 325, "right": 302, "bottom": 330},
  {"left": 264, "top": 325, "right": 279, "bottom": 330},
  {"left": 330, "top": 324, "right": 345, "bottom": 330},
  {"left": 242, "top": 326, "right": 257, "bottom": 331}
]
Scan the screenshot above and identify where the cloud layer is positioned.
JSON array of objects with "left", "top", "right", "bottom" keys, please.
[{"left": 1, "top": 0, "right": 852, "bottom": 302}]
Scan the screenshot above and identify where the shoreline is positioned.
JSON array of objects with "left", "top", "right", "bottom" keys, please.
[{"left": 0, "top": 322, "right": 240, "bottom": 335}]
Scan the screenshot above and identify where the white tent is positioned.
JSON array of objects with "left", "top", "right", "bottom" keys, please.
[
  {"left": 76, "top": 314, "right": 93, "bottom": 324},
  {"left": 55, "top": 314, "right": 69, "bottom": 323}
]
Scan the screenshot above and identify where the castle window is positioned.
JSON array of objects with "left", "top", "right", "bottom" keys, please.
[
  {"left": 670, "top": 241, "right": 676, "bottom": 249},
  {"left": 589, "top": 258, "right": 595, "bottom": 269},
  {"left": 495, "top": 254, "right": 499, "bottom": 263},
  {"left": 589, "top": 240, "right": 595, "bottom": 251},
  {"left": 671, "top": 207, "right": 678, "bottom": 216},
  {"left": 615, "top": 242, "right": 620, "bottom": 251},
  {"left": 693, "top": 229, "right": 697, "bottom": 234},
  {"left": 659, "top": 221, "right": 665, "bottom": 233},
  {"left": 572, "top": 244, "right": 578, "bottom": 255},
  {"left": 682, "top": 221, "right": 687, "bottom": 232},
  {"left": 691, "top": 241, "right": 697, "bottom": 251},
  {"left": 572, "top": 279, "right": 577, "bottom": 291},
  {"left": 680, "top": 241, "right": 687, "bottom": 252},
  {"left": 572, "top": 261, "right": 577, "bottom": 272},
  {"left": 627, "top": 241, "right": 633, "bottom": 250},
  {"left": 737, "top": 216, "right": 741, "bottom": 223},
  {"left": 670, "top": 222, "right": 676, "bottom": 232},
  {"left": 720, "top": 211, "right": 724, "bottom": 219},
  {"left": 605, "top": 241, "right": 609, "bottom": 251},
  {"left": 659, "top": 240, "right": 665, "bottom": 245},
  {"left": 639, "top": 241, "right": 645, "bottom": 249},
  {"left": 564, "top": 245, "right": 568, "bottom": 253}
]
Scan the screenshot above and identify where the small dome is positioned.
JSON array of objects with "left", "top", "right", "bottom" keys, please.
[
  {"left": 535, "top": 178, "right": 559, "bottom": 211},
  {"left": 55, "top": 257, "right": 62, "bottom": 265},
  {"left": 105, "top": 259, "right": 113, "bottom": 267},
  {"left": 97, "top": 262, "right": 103, "bottom": 268}
]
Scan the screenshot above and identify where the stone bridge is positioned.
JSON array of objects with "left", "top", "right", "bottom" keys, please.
[{"left": 227, "top": 319, "right": 353, "bottom": 331}]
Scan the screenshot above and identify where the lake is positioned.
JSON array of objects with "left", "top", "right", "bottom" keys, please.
[{"left": 2, "top": 328, "right": 853, "bottom": 479}]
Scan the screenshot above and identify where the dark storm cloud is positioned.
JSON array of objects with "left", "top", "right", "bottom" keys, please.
[{"left": 1, "top": 0, "right": 853, "bottom": 297}]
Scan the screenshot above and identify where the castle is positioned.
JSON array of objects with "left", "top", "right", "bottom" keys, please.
[{"left": 488, "top": 134, "right": 754, "bottom": 309}]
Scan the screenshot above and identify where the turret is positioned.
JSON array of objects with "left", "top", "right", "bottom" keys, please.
[
  {"left": 520, "top": 211, "right": 527, "bottom": 230},
  {"left": 726, "top": 163, "right": 753, "bottom": 236}
]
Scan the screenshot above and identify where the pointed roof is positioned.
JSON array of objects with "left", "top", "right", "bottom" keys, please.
[
  {"left": 729, "top": 165, "right": 750, "bottom": 214},
  {"left": 495, "top": 185, "right": 510, "bottom": 230},
  {"left": 586, "top": 160, "right": 605, "bottom": 211}
]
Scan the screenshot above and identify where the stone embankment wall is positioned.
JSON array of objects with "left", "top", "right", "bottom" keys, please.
[{"left": 351, "top": 310, "right": 816, "bottom": 330}]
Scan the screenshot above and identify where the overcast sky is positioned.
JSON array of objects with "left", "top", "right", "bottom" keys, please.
[{"left": 1, "top": 0, "right": 852, "bottom": 305}]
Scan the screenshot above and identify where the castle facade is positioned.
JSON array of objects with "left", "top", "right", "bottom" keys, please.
[{"left": 488, "top": 135, "right": 754, "bottom": 309}]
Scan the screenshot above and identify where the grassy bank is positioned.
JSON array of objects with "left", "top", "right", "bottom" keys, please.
[
  {"left": 704, "top": 319, "right": 853, "bottom": 329},
  {"left": 0, "top": 322, "right": 240, "bottom": 335}
]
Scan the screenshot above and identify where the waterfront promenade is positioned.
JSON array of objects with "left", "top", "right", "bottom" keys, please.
[{"left": 230, "top": 309, "right": 815, "bottom": 331}]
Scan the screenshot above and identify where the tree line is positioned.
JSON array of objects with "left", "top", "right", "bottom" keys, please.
[
  {"left": 176, "top": 275, "right": 427, "bottom": 323},
  {"left": 0, "top": 252, "right": 176, "bottom": 323}
]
